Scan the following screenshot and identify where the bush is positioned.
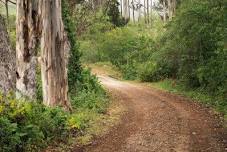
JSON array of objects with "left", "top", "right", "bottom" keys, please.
[
  {"left": 159, "top": 0, "right": 226, "bottom": 92},
  {"left": 0, "top": 94, "right": 71, "bottom": 151}
]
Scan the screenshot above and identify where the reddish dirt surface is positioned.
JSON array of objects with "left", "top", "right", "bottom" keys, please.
[{"left": 74, "top": 75, "right": 227, "bottom": 152}]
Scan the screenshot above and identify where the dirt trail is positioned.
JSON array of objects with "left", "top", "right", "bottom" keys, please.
[{"left": 77, "top": 75, "right": 227, "bottom": 152}]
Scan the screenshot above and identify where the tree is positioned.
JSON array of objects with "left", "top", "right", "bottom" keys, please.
[
  {"left": 132, "top": 0, "right": 135, "bottom": 23},
  {"left": 39, "top": 0, "right": 71, "bottom": 110},
  {"left": 147, "top": 0, "right": 149, "bottom": 23},
  {"left": 16, "top": 0, "right": 40, "bottom": 99},
  {"left": 0, "top": 15, "right": 15, "bottom": 93},
  {"left": 167, "top": 0, "right": 176, "bottom": 20},
  {"left": 156, "top": 0, "right": 176, "bottom": 21},
  {"left": 162, "top": 0, "right": 167, "bottom": 22},
  {"left": 123, "top": 0, "right": 129, "bottom": 19},
  {"left": 144, "top": 0, "right": 146, "bottom": 23},
  {"left": 138, "top": 0, "right": 141, "bottom": 21}
]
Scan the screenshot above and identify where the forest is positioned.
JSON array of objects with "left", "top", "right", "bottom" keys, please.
[{"left": 0, "top": 0, "right": 226, "bottom": 151}]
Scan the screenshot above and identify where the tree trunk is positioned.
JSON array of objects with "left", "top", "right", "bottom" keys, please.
[
  {"left": 163, "top": 0, "right": 167, "bottom": 22},
  {"left": 123, "top": 0, "right": 129, "bottom": 19},
  {"left": 138, "top": 0, "right": 141, "bottom": 22},
  {"left": 16, "top": 0, "right": 39, "bottom": 99},
  {"left": 150, "top": 0, "right": 152, "bottom": 24},
  {"left": 120, "top": 0, "right": 123, "bottom": 17},
  {"left": 128, "top": 0, "right": 130, "bottom": 20},
  {"left": 5, "top": 0, "right": 9, "bottom": 26},
  {"left": 0, "top": 15, "right": 16, "bottom": 94},
  {"left": 167, "top": 0, "right": 172, "bottom": 20},
  {"left": 132, "top": 0, "right": 135, "bottom": 23},
  {"left": 168, "top": 0, "right": 176, "bottom": 20},
  {"left": 144, "top": 0, "right": 146, "bottom": 23},
  {"left": 147, "top": 0, "right": 149, "bottom": 24},
  {"left": 39, "top": 0, "right": 71, "bottom": 110}
]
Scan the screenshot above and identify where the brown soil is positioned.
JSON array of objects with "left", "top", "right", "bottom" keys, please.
[{"left": 74, "top": 75, "right": 227, "bottom": 152}]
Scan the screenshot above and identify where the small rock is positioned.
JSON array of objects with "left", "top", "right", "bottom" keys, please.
[{"left": 192, "top": 132, "right": 196, "bottom": 135}]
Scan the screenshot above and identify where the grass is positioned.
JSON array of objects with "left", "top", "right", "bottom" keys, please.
[{"left": 48, "top": 92, "right": 125, "bottom": 151}]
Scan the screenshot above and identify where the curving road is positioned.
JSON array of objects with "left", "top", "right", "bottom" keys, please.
[{"left": 79, "top": 75, "right": 227, "bottom": 152}]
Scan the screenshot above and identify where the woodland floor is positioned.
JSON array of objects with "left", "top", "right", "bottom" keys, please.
[{"left": 73, "top": 66, "right": 227, "bottom": 152}]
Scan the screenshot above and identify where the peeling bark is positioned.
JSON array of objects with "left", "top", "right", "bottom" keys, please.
[
  {"left": 16, "top": 0, "right": 40, "bottom": 99},
  {"left": 0, "top": 15, "right": 16, "bottom": 93},
  {"left": 40, "top": 0, "right": 71, "bottom": 110}
]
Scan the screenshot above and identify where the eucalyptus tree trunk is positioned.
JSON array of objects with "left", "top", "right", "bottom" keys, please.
[
  {"left": 167, "top": 0, "right": 172, "bottom": 20},
  {"left": 150, "top": 0, "right": 152, "bottom": 24},
  {"left": 128, "top": 0, "right": 130, "bottom": 20},
  {"left": 144, "top": 0, "right": 146, "bottom": 23},
  {"left": 147, "top": 0, "right": 149, "bottom": 24},
  {"left": 16, "top": 0, "right": 39, "bottom": 99},
  {"left": 120, "top": 0, "right": 123, "bottom": 17},
  {"left": 163, "top": 0, "right": 167, "bottom": 22},
  {"left": 39, "top": 0, "right": 71, "bottom": 110},
  {"left": 138, "top": 0, "right": 141, "bottom": 22},
  {"left": 123, "top": 0, "right": 129, "bottom": 19},
  {"left": 132, "top": 0, "right": 135, "bottom": 23},
  {"left": 0, "top": 15, "right": 15, "bottom": 94},
  {"left": 167, "top": 0, "right": 176, "bottom": 20}
]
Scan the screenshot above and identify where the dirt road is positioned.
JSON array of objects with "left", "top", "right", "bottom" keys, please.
[{"left": 79, "top": 75, "right": 227, "bottom": 152}]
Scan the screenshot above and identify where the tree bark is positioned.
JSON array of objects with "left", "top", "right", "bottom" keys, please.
[
  {"left": 16, "top": 0, "right": 39, "bottom": 99},
  {"left": 39, "top": 0, "right": 71, "bottom": 110},
  {"left": 128, "top": 0, "right": 130, "bottom": 20},
  {"left": 168, "top": 0, "right": 176, "bottom": 20},
  {"left": 163, "top": 0, "right": 167, "bottom": 22},
  {"left": 120, "top": 0, "right": 123, "bottom": 17},
  {"left": 138, "top": 0, "right": 141, "bottom": 22},
  {"left": 150, "top": 0, "right": 152, "bottom": 24},
  {"left": 132, "top": 0, "right": 135, "bottom": 23},
  {"left": 144, "top": 0, "right": 146, "bottom": 23},
  {"left": 123, "top": 0, "right": 129, "bottom": 19},
  {"left": 0, "top": 15, "right": 16, "bottom": 94},
  {"left": 147, "top": 0, "right": 149, "bottom": 24}
]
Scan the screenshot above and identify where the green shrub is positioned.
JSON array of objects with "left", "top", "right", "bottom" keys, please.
[
  {"left": 62, "top": 0, "right": 82, "bottom": 91},
  {"left": 159, "top": 0, "right": 226, "bottom": 92},
  {"left": 0, "top": 94, "right": 71, "bottom": 151},
  {"left": 0, "top": 117, "right": 20, "bottom": 152},
  {"left": 70, "top": 68, "right": 108, "bottom": 114}
]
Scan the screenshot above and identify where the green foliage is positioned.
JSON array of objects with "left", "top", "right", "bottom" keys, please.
[
  {"left": 0, "top": 94, "right": 70, "bottom": 151},
  {"left": 159, "top": 0, "right": 227, "bottom": 95},
  {"left": 62, "top": 0, "right": 82, "bottom": 91},
  {"left": 0, "top": 88, "right": 108, "bottom": 151},
  {"left": 106, "top": 0, "right": 129, "bottom": 27},
  {"left": 82, "top": 25, "right": 156, "bottom": 80},
  {"left": 70, "top": 68, "right": 108, "bottom": 113}
]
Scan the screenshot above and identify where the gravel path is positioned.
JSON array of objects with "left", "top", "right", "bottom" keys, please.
[{"left": 76, "top": 76, "right": 227, "bottom": 152}]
